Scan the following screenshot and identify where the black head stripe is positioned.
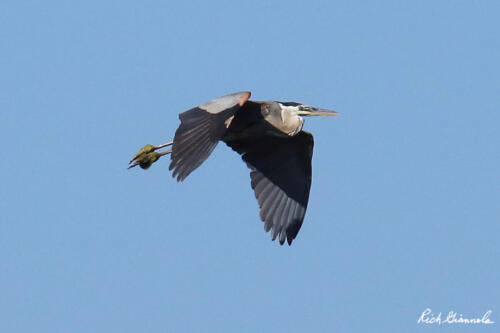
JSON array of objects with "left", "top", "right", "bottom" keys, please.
[{"left": 279, "top": 102, "right": 301, "bottom": 107}]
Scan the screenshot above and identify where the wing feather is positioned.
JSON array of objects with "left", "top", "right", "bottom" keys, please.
[
  {"left": 169, "top": 91, "right": 251, "bottom": 181},
  {"left": 225, "top": 131, "right": 314, "bottom": 245}
]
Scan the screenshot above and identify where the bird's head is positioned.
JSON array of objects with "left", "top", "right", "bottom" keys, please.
[{"left": 279, "top": 102, "right": 339, "bottom": 117}]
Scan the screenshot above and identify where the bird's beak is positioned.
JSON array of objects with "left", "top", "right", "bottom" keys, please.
[{"left": 297, "top": 106, "right": 339, "bottom": 117}]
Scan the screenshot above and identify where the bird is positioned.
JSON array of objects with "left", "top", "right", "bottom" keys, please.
[{"left": 129, "top": 91, "right": 338, "bottom": 245}]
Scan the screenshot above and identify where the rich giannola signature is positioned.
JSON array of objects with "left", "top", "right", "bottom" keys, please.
[{"left": 418, "top": 308, "right": 494, "bottom": 325}]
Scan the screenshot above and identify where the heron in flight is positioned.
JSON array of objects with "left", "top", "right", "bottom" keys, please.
[{"left": 129, "top": 91, "right": 338, "bottom": 245}]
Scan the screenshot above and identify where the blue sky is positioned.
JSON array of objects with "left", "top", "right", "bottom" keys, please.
[{"left": 1, "top": 0, "right": 499, "bottom": 332}]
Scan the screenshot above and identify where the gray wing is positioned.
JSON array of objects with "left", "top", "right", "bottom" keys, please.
[
  {"left": 169, "top": 91, "right": 251, "bottom": 181},
  {"left": 226, "top": 131, "right": 314, "bottom": 245}
]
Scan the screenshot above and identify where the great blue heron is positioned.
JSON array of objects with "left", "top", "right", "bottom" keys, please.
[{"left": 129, "top": 91, "right": 338, "bottom": 245}]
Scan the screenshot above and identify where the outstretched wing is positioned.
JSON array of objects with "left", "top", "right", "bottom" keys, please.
[
  {"left": 169, "top": 91, "right": 251, "bottom": 181},
  {"left": 226, "top": 131, "right": 314, "bottom": 245}
]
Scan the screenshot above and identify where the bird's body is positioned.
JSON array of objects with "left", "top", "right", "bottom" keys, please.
[
  {"left": 223, "top": 100, "right": 304, "bottom": 142},
  {"left": 129, "top": 91, "right": 337, "bottom": 245}
]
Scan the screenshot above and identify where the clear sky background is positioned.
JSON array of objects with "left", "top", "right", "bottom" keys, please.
[{"left": 1, "top": 1, "right": 499, "bottom": 332}]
